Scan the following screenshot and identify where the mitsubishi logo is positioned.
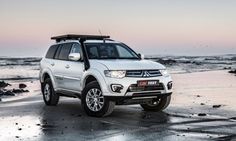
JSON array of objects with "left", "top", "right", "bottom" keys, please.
[{"left": 142, "top": 71, "right": 151, "bottom": 77}]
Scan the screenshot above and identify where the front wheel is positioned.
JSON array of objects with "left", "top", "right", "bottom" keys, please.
[
  {"left": 82, "top": 81, "right": 115, "bottom": 117},
  {"left": 140, "top": 95, "right": 171, "bottom": 111}
]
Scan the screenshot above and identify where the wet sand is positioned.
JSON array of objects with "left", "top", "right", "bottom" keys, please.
[
  {"left": 172, "top": 70, "right": 236, "bottom": 117},
  {"left": 0, "top": 70, "right": 236, "bottom": 141}
]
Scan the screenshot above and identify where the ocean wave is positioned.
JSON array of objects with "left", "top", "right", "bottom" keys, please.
[
  {"left": 0, "top": 55, "right": 235, "bottom": 77},
  {"left": 0, "top": 57, "right": 41, "bottom": 66},
  {"left": 0, "top": 77, "right": 38, "bottom": 81}
]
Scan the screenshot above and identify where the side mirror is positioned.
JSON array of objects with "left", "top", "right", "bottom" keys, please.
[
  {"left": 138, "top": 53, "right": 145, "bottom": 60},
  {"left": 69, "top": 53, "right": 81, "bottom": 61}
]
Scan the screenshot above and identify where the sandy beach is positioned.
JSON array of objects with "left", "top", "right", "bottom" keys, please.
[
  {"left": 1, "top": 0, "right": 236, "bottom": 140},
  {"left": 0, "top": 70, "right": 236, "bottom": 140}
]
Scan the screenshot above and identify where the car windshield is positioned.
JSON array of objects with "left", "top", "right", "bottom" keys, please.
[{"left": 85, "top": 43, "right": 140, "bottom": 60}]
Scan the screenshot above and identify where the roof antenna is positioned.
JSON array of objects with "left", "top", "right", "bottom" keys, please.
[{"left": 99, "top": 29, "right": 105, "bottom": 43}]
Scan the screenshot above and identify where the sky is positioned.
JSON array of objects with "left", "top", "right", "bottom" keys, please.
[{"left": 0, "top": 0, "right": 236, "bottom": 57}]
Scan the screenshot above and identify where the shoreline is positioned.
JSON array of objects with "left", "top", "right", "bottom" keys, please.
[
  {"left": 0, "top": 70, "right": 236, "bottom": 140},
  {"left": 1, "top": 70, "right": 235, "bottom": 100}
]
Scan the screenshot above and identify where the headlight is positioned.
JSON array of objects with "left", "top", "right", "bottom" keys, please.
[
  {"left": 160, "top": 69, "right": 169, "bottom": 76},
  {"left": 104, "top": 70, "right": 126, "bottom": 78}
]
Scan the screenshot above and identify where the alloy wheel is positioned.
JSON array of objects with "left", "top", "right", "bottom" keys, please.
[
  {"left": 44, "top": 83, "right": 50, "bottom": 102},
  {"left": 86, "top": 88, "right": 104, "bottom": 112}
]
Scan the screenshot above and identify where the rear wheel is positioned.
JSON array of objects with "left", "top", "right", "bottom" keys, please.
[
  {"left": 140, "top": 95, "right": 171, "bottom": 111},
  {"left": 42, "top": 78, "right": 59, "bottom": 106},
  {"left": 82, "top": 81, "right": 115, "bottom": 117}
]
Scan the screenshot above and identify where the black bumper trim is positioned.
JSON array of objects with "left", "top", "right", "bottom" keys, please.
[{"left": 105, "top": 92, "right": 172, "bottom": 102}]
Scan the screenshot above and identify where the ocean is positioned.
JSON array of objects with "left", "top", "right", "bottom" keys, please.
[{"left": 0, "top": 54, "right": 235, "bottom": 81}]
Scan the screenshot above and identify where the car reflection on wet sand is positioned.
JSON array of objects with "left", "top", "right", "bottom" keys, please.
[{"left": 0, "top": 70, "right": 236, "bottom": 141}]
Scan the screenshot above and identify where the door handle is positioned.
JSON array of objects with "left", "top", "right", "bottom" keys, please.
[{"left": 65, "top": 65, "right": 70, "bottom": 69}]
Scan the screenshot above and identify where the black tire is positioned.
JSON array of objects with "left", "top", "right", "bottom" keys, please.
[
  {"left": 42, "top": 78, "right": 59, "bottom": 106},
  {"left": 140, "top": 95, "right": 171, "bottom": 111},
  {"left": 81, "top": 81, "right": 115, "bottom": 117}
]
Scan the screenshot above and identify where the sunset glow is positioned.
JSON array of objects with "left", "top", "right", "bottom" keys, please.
[{"left": 0, "top": 0, "right": 236, "bottom": 56}]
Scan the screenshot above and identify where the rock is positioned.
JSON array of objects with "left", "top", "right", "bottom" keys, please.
[
  {"left": 213, "top": 105, "right": 221, "bottom": 108},
  {"left": 0, "top": 90, "right": 4, "bottom": 96},
  {"left": 19, "top": 83, "right": 27, "bottom": 89},
  {"left": 0, "top": 81, "right": 11, "bottom": 88},
  {"left": 4, "top": 91, "right": 15, "bottom": 96},
  {"left": 223, "top": 67, "right": 231, "bottom": 70},
  {"left": 12, "top": 89, "right": 29, "bottom": 93},
  {"left": 23, "top": 90, "right": 29, "bottom": 93},
  {"left": 198, "top": 113, "right": 207, "bottom": 116},
  {"left": 196, "top": 95, "right": 201, "bottom": 97},
  {"left": 157, "top": 59, "right": 177, "bottom": 65},
  {"left": 229, "top": 117, "right": 236, "bottom": 120},
  {"left": 12, "top": 89, "right": 24, "bottom": 93},
  {"left": 200, "top": 103, "right": 205, "bottom": 105},
  {"left": 229, "top": 69, "right": 236, "bottom": 74},
  {"left": 193, "top": 61, "right": 202, "bottom": 65}
]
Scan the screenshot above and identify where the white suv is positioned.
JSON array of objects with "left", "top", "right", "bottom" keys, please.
[{"left": 40, "top": 35, "right": 173, "bottom": 117}]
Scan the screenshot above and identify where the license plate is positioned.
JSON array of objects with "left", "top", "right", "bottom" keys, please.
[{"left": 137, "top": 80, "right": 159, "bottom": 87}]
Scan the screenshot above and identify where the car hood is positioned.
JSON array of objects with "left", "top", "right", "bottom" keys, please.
[{"left": 92, "top": 59, "right": 166, "bottom": 70}]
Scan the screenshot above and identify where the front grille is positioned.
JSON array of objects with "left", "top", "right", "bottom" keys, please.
[
  {"left": 126, "top": 70, "right": 162, "bottom": 78},
  {"left": 127, "top": 83, "right": 165, "bottom": 92}
]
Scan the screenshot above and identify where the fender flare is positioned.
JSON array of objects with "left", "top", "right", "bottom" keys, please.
[
  {"left": 82, "top": 68, "right": 109, "bottom": 94},
  {"left": 40, "top": 68, "right": 57, "bottom": 89}
]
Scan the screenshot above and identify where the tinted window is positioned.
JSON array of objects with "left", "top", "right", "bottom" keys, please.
[
  {"left": 70, "top": 43, "right": 81, "bottom": 54},
  {"left": 87, "top": 46, "right": 99, "bottom": 59},
  {"left": 54, "top": 45, "right": 62, "bottom": 59},
  {"left": 116, "top": 44, "right": 136, "bottom": 58},
  {"left": 58, "top": 43, "right": 72, "bottom": 60},
  {"left": 85, "top": 43, "right": 139, "bottom": 59},
  {"left": 46, "top": 45, "right": 58, "bottom": 59}
]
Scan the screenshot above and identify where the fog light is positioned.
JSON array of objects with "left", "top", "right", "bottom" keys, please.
[
  {"left": 111, "top": 84, "right": 123, "bottom": 93},
  {"left": 167, "top": 82, "right": 173, "bottom": 90}
]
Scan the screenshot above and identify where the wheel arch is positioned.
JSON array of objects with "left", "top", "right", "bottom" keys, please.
[
  {"left": 84, "top": 75, "right": 97, "bottom": 85},
  {"left": 82, "top": 69, "right": 108, "bottom": 94},
  {"left": 42, "top": 73, "right": 50, "bottom": 82},
  {"left": 40, "top": 69, "right": 57, "bottom": 90}
]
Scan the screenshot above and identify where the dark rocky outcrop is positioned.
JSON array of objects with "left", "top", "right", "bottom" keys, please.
[
  {"left": 19, "top": 83, "right": 27, "bottom": 89},
  {"left": 0, "top": 81, "right": 11, "bottom": 88},
  {"left": 212, "top": 105, "right": 221, "bottom": 108},
  {"left": 3, "top": 91, "right": 15, "bottom": 96},
  {"left": 156, "top": 59, "right": 177, "bottom": 65},
  {"left": 229, "top": 69, "right": 236, "bottom": 74},
  {"left": 0, "top": 82, "right": 29, "bottom": 98},
  {"left": 198, "top": 113, "right": 207, "bottom": 116},
  {"left": 12, "top": 89, "right": 29, "bottom": 93}
]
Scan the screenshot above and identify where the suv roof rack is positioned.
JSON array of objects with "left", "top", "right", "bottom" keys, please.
[{"left": 51, "top": 34, "right": 110, "bottom": 42}]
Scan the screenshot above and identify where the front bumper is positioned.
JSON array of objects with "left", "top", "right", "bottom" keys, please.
[
  {"left": 106, "top": 92, "right": 172, "bottom": 105},
  {"left": 102, "top": 75, "right": 173, "bottom": 97}
]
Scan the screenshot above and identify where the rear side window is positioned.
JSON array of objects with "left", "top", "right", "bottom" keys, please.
[
  {"left": 54, "top": 45, "right": 62, "bottom": 59},
  {"left": 58, "top": 43, "right": 72, "bottom": 60},
  {"left": 46, "top": 45, "right": 58, "bottom": 59}
]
